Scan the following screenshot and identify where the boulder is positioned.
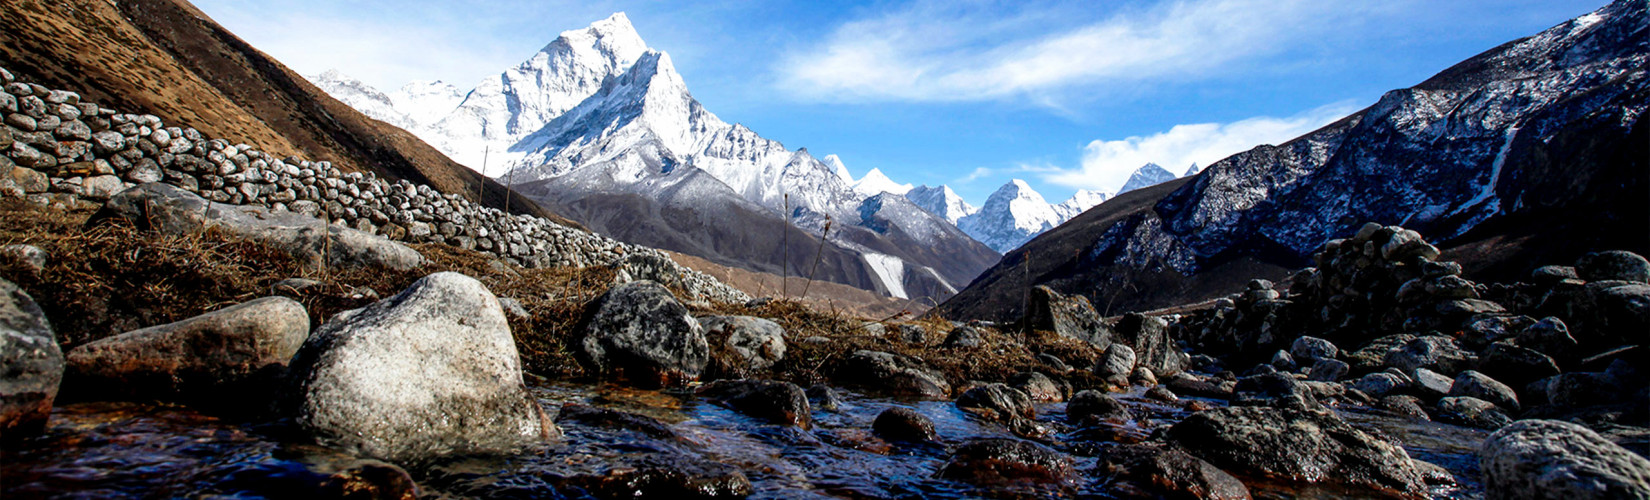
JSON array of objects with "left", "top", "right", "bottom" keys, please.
[
  {"left": 1379, "top": 395, "right": 1431, "bottom": 421},
  {"left": 1067, "top": 390, "right": 1132, "bottom": 423},
  {"left": 895, "top": 324, "right": 928, "bottom": 344},
  {"left": 835, "top": 350, "right": 951, "bottom": 399},
  {"left": 937, "top": 438, "right": 1074, "bottom": 485},
  {"left": 1352, "top": 372, "right": 1406, "bottom": 398},
  {"left": 1412, "top": 368, "right": 1455, "bottom": 399},
  {"left": 805, "top": 385, "right": 841, "bottom": 412},
  {"left": 1516, "top": 317, "right": 1577, "bottom": 362},
  {"left": 1480, "top": 419, "right": 1650, "bottom": 500},
  {"left": 872, "top": 407, "right": 937, "bottom": 443},
  {"left": 1233, "top": 372, "right": 1320, "bottom": 410},
  {"left": 1167, "top": 406, "right": 1429, "bottom": 497},
  {"left": 1526, "top": 372, "right": 1622, "bottom": 408},
  {"left": 955, "top": 383, "right": 1035, "bottom": 424},
  {"left": 1575, "top": 250, "right": 1650, "bottom": 284},
  {"left": 1449, "top": 370, "right": 1520, "bottom": 412},
  {"left": 697, "top": 379, "right": 810, "bottom": 428},
  {"left": 1113, "top": 313, "right": 1187, "bottom": 377},
  {"left": 1384, "top": 336, "right": 1475, "bottom": 376},
  {"left": 1094, "top": 343, "right": 1137, "bottom": 384},
  {"left": 0, "top": 278, "right": 61, "bottom": 439},
  {"left": 556, "top": 403, "right": 682, "bottom": 442},
  {"left": 1164, "top": 372, "right": 1236, "bottom": 400},
  {"left": 1093, "top": 444, "right": 1251, "bottom": 500},
  {"left": 92, "top": 183, "right": 425, "bottom": 271},
  {"left": 1025, "top": 286, "right": 1110, "bottom": 347},
  {"left": 1435, "top": 396, "right": 1511, "bottom": 430},
  {"left": 1345, "top": 334, "right": 1415, "bottom": 373},
  {"left": 1592, "top": 284, "right": 1650, "bottom": 345},
  {"left": 1290, "top": 336, "right": 1339, "bottom": 364},
  {"left": 940, "top": 325, "right": 983, "bottom": 348},
  {"left": 286, "top": 272, "right": 551, "bottom": 464},
  {"left": 698, "top": 315, "right": 786, "bottom": 375},
  {"left": 1008, "top": 371, "right": 1064, "bottom": 402},
  {"left": 577, "top": 281, "right": 708, "bottom": 388},
  {"left": 65, "top": 297, "right": 308, "bottom": 405},
  {"left": 1478, "top": 341, "right": 1562, "bottom": 390},
  {"left": 1308, "top": 358, "right": 1350, "bottom": 382}
]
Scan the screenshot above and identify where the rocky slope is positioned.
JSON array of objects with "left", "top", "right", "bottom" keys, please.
[
  {"left": 0, "top": 0, "right": 567, "bottom": 226},
  {"left": 939, "top": 0, "right": 1648, "bottom": 322}
]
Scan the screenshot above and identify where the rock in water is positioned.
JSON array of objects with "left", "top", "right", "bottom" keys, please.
[
  {"left": 698, "top": 315, "right": 786, "bottom": 376},
  {"left": 286, "top": 272, "right": 550, "bottom": 464},
  {"left": 577, "top": 281, "right": 708, "bottom": 388},
  {"left": 1093, "top": 444, "right": 1251, "bottom": 500},
  {"left": 0, "top": 277, "right": 61, "bottom": 439},
  {"left": 937, "top": 438, "right": 1074, "bottom": 485},
  {"left": 873, "top": 407, "right": 938, "bottom": 442},
  {"left": 65, "top": 297, "right": 308, "bottom": 406},
  {"left": 1480, "top": 419, "right": 1650, "bottom": 500},
  {"left": 1166, "top": 406, "right": 1429, "bottom": 497},
  {"left": 697, "top": 379, "right": 810, "bottom": 428},
  {"left": 834, "top": 350, "right": 951, "bottom": 399}
]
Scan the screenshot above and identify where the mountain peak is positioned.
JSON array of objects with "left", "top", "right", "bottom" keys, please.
[
  {"left": 1119, "top": 163, "right": 1178, "bottom": 193},
  {"left": 822, "top": 154, "right": 852, "bottom": 183},
  {"left": 852, "top": 167, "right": 913, "bottom": 196}
]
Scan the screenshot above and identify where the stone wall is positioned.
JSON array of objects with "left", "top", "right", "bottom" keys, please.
[{"left": 0, "top": 66, "right": 747, "bottom": 304}]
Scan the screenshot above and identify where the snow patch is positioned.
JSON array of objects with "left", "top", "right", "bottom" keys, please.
[{"left": 862, "top": 252, "right": 908, "bottom": 299}]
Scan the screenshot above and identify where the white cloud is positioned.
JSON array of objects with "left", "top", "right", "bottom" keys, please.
[
  {"left": 1044, "top": 100, "right": 1363, "bottom": 192},
  {"left": 778, "top": 0, "right": 1377, "bottom": 103}
]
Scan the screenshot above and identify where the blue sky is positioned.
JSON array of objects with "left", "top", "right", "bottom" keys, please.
[{"left": 192, "top": 0, "right": 1607, "bottom": 205}]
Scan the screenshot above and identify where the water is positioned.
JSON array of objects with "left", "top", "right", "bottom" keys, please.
[{"left": 1, "top": 384, "right": 1491, "bottom": 499}]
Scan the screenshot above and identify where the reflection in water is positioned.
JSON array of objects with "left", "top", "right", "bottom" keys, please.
[{"left": 1, "top": 384, "right": 1490, "bottom": 499}]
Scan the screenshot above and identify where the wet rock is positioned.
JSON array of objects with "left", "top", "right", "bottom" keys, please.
[
  {"left": 956, "top": 383, "right": 1035, "bottom": 424},
  {"left": 1480, "top": 419, "right": 1650, "bottom": 500},
  {"left": 1352, "top": 372, "right": 1406, "bottom": 398},
  {"left": 577, "top": 281, "right": 708, "bottom": 388},
  {"left": 1308, "top": 358, "right": 1350, "bottom": 382},
  {"left": 1167, "top": 406, "right": 1429, "bottom": 497},
  {"left": 1384, "top": 335, "right": 1475, "bottom": 376},
  {"left": 0, "top": 277, "right": 60, "bottom": 439},
  {"left": 556, "top": 455, "right": 754, "bottom": 499},
  {"left": 1067, "top": 390, "right": 1132, "bottom": 423},
  {"left": 1130, "top": 366, "right": 1158, "bottom": 387},
  {"left": 555, "top": 403, "right": 682, "bottom": 441},
  {"left": 1164, "top": 372, "right": 1235, "bottom": 399},
  {"left": 1025, "top": 286, "right": 1110, "bottom": 347},
  {"left": 835, "top": 350, "right": 951, "bottom": 399},
  {"left": 805, "top": 385, "right": 841, "bottom": 412},
  {"left": 872, "top": 406, "right": 937, "bottom": 443},
  {"left": 937, "top": 438, "right": 1074, "bottom": 485},
  {"left": 698, "top": 315, "right": 786, "bottom": 376},
  {"left": 1092, "top": 444, "right": 1251, "bottom": 500},
  {"left": 1478, "top": 341, "right": 1562, "bottom": 390},
  {"left": 1233, "top": 372, "right": 1319, "bottom": 410},
  {"left": 698, "top": 379, "right": 810, "bottom": 428},
  {"left": 0, "top": 244, "right": 47, "bottom": 274},
  {"left": 1290, "top": 336, "right": 1339, "bottom": 364},
  {"left": 65, "top": 297, "right": 308, "bottom": 406},
  {"left": 941, "top": 325, "right": 983, "bottom": 348},
  {"left": 93, "top": 183, "right": 426, "bottom": 271},
  {"left": 1575, "top": 250, "right": 1650, "bottom": 284},
  {"left": 1379, "top": 395, "right": 1430, "bottom": 421},
  {"left": 1144, "top": 386, "right": 1179, "bottom": 403},
  {"left": 1449, "top": 370, "right": 1520, "bottom": 412},
  {"left": 1008, "top": 371, "right": 1064, "bottom": 402},
  {"left": 1435, "top": 396, "right": 1511, "bottom": 430},
  {"left": 1113, "top": 313, "right": 1187, "bottom": 377},
  {"left": 286, "top": 272, "right": 551, "bottom": 464},
  {"left": 1094, "top": 343, "right": 1137, "bottom": 384}
]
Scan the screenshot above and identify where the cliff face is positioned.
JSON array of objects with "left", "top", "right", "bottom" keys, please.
[{"left": 0, "top": 0, "right": 572, "bottom": 226}]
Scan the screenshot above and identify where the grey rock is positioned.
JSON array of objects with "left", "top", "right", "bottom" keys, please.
[
  {"left": 0, "top": 278, "right": 61, "bottom": 439},
  {"left": 835, "top": 350, "right": 951, "bottom": 399},
  {"left": 0, "top": 244, "right": 47, "bottom": 274},
  {"left": 1480, "top": 419, "right": 1650, "bottom": 500},
  {"left": 1290, "top": 336, "right": 1339, "bottom": 364},
  {"left": 1094, "top": 343, "right": 1137, "bottom": 384},
  {"left": 89, "top": 130, "right": 124, "bottom": 155},
  {"left": 955, "top": 383, "right": 1035, "bottom": 424},
  {"left": 1008, "top": 371, "right": 1064, "bottom": 402},
  {"left": 1479, "top": 341, "right": 1562, "bottom": 390},
  {"left": 1025, "top": 286, "right": 1110, "bottom": 347},
  {"left": 1384, "top": 335, "right": 1475, "bottom": 376},
  {"left": 78, "top": 175, "right": 124, "bottom": 200},
  {"left": 8, "top": 166, "right": 47, "bottom": 193},
  {"left": 697, "top": 379, "right": 810, "bottom": 428},
  {"left": 1413, "top": 368, "right": 1455, "bottom": 399},
  {"left": 1167, "top": 406, "right": 1429, "bottom": 497},
  {"left": 1576, "top": 250, "right": 1650, "bottom": 284},
  {"left": 1067, "top": 389, "right": 1133, "bottom": 423},
  {"left": 1450, "top": 370, "right": 1520, "bottom": 412},
  {"left": 1112, "top": 313, "right": 1187, "bottom": 377},
  {"left": 940, "top": 325, "right": 983, "bottom": 348},
  {"left": 1234, "top": 372, "right": 1320, "bottom": 410},
  {"left": 698, "top": 315, "right": 786, "bottom": 375},
  {"left": 1516, "top": 317, "right": 1577, "bottom": 360},
  {"left": 497, "top": 297, "right": 529, "bottom": 321},
  {"left": 93, "top": 183, "right": 426, "bottom": 272},
  {"left": 1527, "top": 372, "right": 1622, "bottom": 408},
  {"left": 1093, "top": 444, "right": 1251, "bottom": 500},
  {"left": 287, "top": 272, "right": 552, "bottom": 464},
  {"left": 1379, "top": 395, "right": 1431, "bottom": 421},
  {"left": 576, "top": 281, "right": 707, "bottom": 388},
  {"left": 66, "top": 297, "right": 308, "bottom": 404},
  {"left": 1037, "top": 353, "right": 1073, "bottom": 373},
  {"left": 1435, "top": 396, "right": 1511, "bottom": 430},
  {"left": 1352, "top": 372, "right": 1406, "bottom": 398},
  {"left": 1308, "top": 358, "right": 1350, "bottom": 382},
  {"left": 937, "top": 438, "right": 1073, "bottom": 485},
  {"left": 895, "top": 323, "right": 927, "bottom": 344}
]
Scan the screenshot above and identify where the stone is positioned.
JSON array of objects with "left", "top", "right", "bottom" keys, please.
[
  {"left": 286, "top": 272, "right": 552, "bottom": 464},
  {"left": 895, "top": 324, "right": 927, "bottom": 344},
  {"left": 955, "top": 383, "right": 1035, "bottom": 424},
  {"left": 1290, "top": 336, "right": 1339, "bottom": 364},
  {"left": 697, "top": 379, "right": 810, "bottom": 428},
  {"left": 1352, "top": 372, "right": 1406, "bottom": 398},
  {"left": 8, "top": 165, "right": 47, "bottom": 193},
  {"left": 1479, "top": 341, "right": 1562, "bottom": 390},
  {"left": 834, "top": 350, "right": 951, "bottom": 399},
  {"left": 1025, "top": 285, "right": 1110, "bottom": 347},
  {"left": 78, "top": 175, "right": 124, "bottom": 200},
  {"left": 1527, "top": 372, "right": 1621, "bottom": 408},
  {"left": 93, "top": 184, "right": 426, "bottom": 272},
  {"left": 805, "top": 385, "right": 841, "bottom": 411},
  {"left": 1271, "top": 349, "right": 1298, "bottom": 372},
  {"left": 1233, "top": 372, "right": 1320, "bottom": 410},
  {"left": 1531, "top": 265, "right": 1579, "bottom": 285},
  {"left": 937, "top": 438, "right": 1074, "bottom": 485},
  {"left": 1164, "top": 372, "right": 1236, "bottom": 399},
  {"left": 1383, "top": 335, "right": 1475, "bottom": 376},
  {"left": 1480, "top": 419, "right": 1650, "bottom": 500},
  {"left": 1435, "top": 396, "right": 1511, "bottom": 430},
  {"left": 89, "top": 130, "right": 124, "bottom": 155},
  {"left": 1575, "top": 250, "right": 1650, "bottom": 284},
  {"left": 940, "top": 325, "right": 983, "bottom": 348},
  {"left": 0, "top": 244, "right": 47, "bottom": 274},
  {"left": 1517, "top": 317, "right": 1577, "bottom": 361},
  {"left": 1412, "top": 368, "right": 1455, "bottom": 399},
  {"left": 1037, "top": 353, "right": 1073, "bottom": 373},
  {"left": 576, "top": 281, "right": 707, "bottom": 388},
  {"left": 556, "top": 403, "right": 683, "bottom": 442},
  {"left": 1008, "top": 371, "right": 1063, "bottom": 402},
  {"left": 1593, "top": 284, "right": 1650, "bottom": 345},
  {"left": 1379, "top": 395, "right": 1431, "bottom": 421},
  {"left": 1145, "top": 386, "right": 1179, "bottom": 403},
  {"left": 0, "top": 278, "right": 61, "bottom": 439},
  {"left": 270, "top": 278, "right": 324, "bottom": 296},
  {"left": 1067, "top": 389, "right": 1132, "bottom": 423},
  {"left": 1130, "top": 366, "right": 1158, "bottom": 387},
  {"left": 1167, "top": 406, "right": 1429, "bottom": 497},
  {"left": 1113, "top": 313, "right": 1187, "bottom": 377},
  {"left": 1308, "top": 358, "right": 1350, "bottom": 382},
  {"left": 698, "top": 315, "right": 785, "bottom": 376},
  {"left": 496, "top": 297, "right": 529, "bottom": 320},
  {"left": 1094, "top": 343, "right": 1137, "bottom": 383},
  {"left": 1092, "top": 444, "right": 1251, "bottom": 500},
  {"left": 1449, "top": 370, "right": 1520, "bottom": 412},
  {"left": 1345, "top": 334, "right": 1416, "bottom": 373},
  {"left": 872, "top": 406, "right": 937, "bottom": 442},
  {"left": 65, "top": 297, "right": 308, "bottom": 406}
]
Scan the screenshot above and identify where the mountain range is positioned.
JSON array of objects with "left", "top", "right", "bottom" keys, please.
[{"left": 938, "top": 0, "right": 1649, "bottom": 322}]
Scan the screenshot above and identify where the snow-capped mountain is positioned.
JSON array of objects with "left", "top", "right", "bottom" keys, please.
[
  {"left": 1054, "top": 189, "right": 1110, "bottom": 219},
  {"left": 1184, "top": 163, "right": 1203, "bottom": 176},
  {"left": 1118, "top": 163, "right": 1179, "bottom": 193},
  {"left": 852, "top": 168, "right": 914, "bottom": 197},
  {"left": 313, "top": 12, "right": 998, "bottom": 302},
  {"left": 308, "top": 70, "right": 419, "bottom": 131},
  {"left": 957, "top": 180, "right": 1067, "bottom": 253},
  {"left": 905, "top": 185, "right": 977, "bottom": 225}
]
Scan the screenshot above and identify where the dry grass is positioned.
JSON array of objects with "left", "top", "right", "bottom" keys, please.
[{"left": 0, "top": 200, "right": 1098, "bottom": 390}]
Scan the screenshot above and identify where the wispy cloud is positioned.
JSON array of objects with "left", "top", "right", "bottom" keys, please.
[
  {"left": 777, "top": 0, "right": 1376, "bottom": 103},
  {"left": 1041, "top": 100, "right": 1362, "bottom": 192},
  {"left": 955, "top": 162, "right": 1062, "bottom": 185}
]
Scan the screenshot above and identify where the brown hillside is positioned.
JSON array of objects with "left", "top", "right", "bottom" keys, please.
[{"left": 0, "top": 0, "right": 576, "bottom": 227}]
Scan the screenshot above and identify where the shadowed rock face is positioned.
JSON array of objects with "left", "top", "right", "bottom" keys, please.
[
  {"left": 286, "top": 272, "right": 551, "bottom": 465},
  {"left": 575, "top": 280, "right": 709, "bottom": 388},
  {"left": 940, "top": 1, "right": 1649, "bottom": 323},
  {"left": 1167, "top": 406, "right": 1430, "bottom": 497},
  {"left": 1480, "top": 419, "right": 1650, "bottom": 500},
  {"left": 0, "top": 277, "right": 60, "bottom": 439}
]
